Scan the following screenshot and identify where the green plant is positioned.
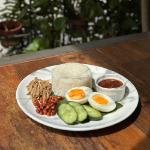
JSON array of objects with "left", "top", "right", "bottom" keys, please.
[
  {"left": 93, "top": 0, "right": 141, "bottom": 40},
  {"left": 24, "top": 16, "right": 68, "bottom": 52},
  {"left": 0, "top": 0, "right": 65, "bottom": 54},
  {"left": 63, "top": 0, "right": 103, "bottom": 21},
  {"left": 20, "top": 0, "right": 61, "bottom": 52},
  {"left": 18, "top": 0, "right": 69, "bottom": 52},
  {"left": 63, "top": 0, "right": 104, "bottom": 44},
  {"left": 0, "top": 0, "right": 142, "bottom": 56}
]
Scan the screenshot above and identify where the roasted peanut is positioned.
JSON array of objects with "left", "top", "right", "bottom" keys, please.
[
  {"left": 51, "top": 105, "right": 56, "bottom": 110},
  {"left": 40, "top": 104, "right": 44, "bottom": 110},
  {"left": 47, "top": 112, "right": 51, "bottom": 116},
  {"left": 40, "top": 110, "right": 44, "bottom": 115},
  {"left": 33, "top": 95, "right": 57, "bottom": 116},
  {"left": 51, "top": 110, "right": 56, "bottom": 115},
  {"left": 45, "top": 104, "right": 50, "bottom": 110},
  {"left": 39, "top": 97, "right": 43, "bottom": 103},
  {"left": 57, "top": 96, "right": 63, "bottom": 100},
  {"left": 43, "top": 108, "right": 47, "bottom": 115},
  {"left": 36, "top": 109, "right": 40, "bottom": 113}
]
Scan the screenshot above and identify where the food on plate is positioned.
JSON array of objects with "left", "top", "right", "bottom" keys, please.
[
  {"left": 26, "top": 77, "right": 64, "bottom": 117},
  {"left": 56, "top": 101, "right": 102, "bottom": 123},
  {"left": 82, "top": 105, "right": 102, "bottom": 121},
  {"left": 33, "top": 96, "right": 59, "bottom": 116},
  {"left": 26, "top": 72, "right": 122, "bottom": 122},
  {"left": 56, "top": 102, "right": 78, "bottom": 124},
  {"left": 52, "top": 63, "right": 92, "bottom": 97},
  {"left": 95, "top": 74, "right": 126, "bottom": 102},
  {"left": 65, "top": 86, "right": 93, "bottom": 104},
  {"left": 69, "top": 101, "right": 88, "bottom": 122},
  {"left": 98, "top": 79, "right": 123, "bottom": 88},
  {"left": 26, "top": 77, "right": 52, "bottom": 102},
  {"left": 88, "top": 92, "right": 116, "bottom": 112}
]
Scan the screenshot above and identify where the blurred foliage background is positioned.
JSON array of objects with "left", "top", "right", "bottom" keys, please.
[{"left": 0, "top": 0, "right": 141, "bottom": 56}]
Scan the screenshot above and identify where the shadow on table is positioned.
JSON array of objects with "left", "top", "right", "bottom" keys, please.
[
  {"left": 98, "top": 97, "right": 141, "bottom": 134},
  {"left": 29, "top": 98, "right": 142, "bottom": 150},
  {"left": 72, "top": 98, "right": 141, "bottom": 136}
]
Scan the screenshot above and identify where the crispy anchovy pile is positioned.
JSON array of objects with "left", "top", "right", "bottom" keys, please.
[{"left": 26, "top": 77, "right": 52, "bottom": 102}]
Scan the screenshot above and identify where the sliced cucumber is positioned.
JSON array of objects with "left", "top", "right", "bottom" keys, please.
[
  {"left": 82, "top": 105, "right": 102, "bottom": 121},
  {"left": 56, "top": 102, "right": 77, "bottom": 124},
  {"left": 69, "top": 101, "right": 88, "bottom": 122}
]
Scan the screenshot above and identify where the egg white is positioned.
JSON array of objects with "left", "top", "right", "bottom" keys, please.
[
  {"left": 88, "top": 92, "right": 116, "bottom": 112},
  {"left": 65, "top": 86, "right": 93, "bottom": 104}
]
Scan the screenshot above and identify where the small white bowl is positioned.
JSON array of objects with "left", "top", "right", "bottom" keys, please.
[{"left": 95, "top": 74, "right": 127, "bottom": 102}]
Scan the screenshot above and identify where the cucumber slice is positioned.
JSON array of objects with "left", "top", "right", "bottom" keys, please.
[
  {"left": 82, "top": 105, "right": 102, "bottom": 121},
  {"left": 56, "top": 102, "right": 78, "bottom": 124},
  {"left": 69, "top": 101, "right": 88, "bottom": 122}
]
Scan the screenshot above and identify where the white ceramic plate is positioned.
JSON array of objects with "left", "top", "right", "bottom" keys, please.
[{"left": 16, "top": 64, "right": 139, "bottom": 131}]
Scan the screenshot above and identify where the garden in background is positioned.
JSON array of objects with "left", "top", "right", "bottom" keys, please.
[{"left": 0, "top": 0, "right": 141, "bottom": 57}]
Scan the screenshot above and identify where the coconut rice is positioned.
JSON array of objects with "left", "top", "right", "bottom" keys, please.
[{"left": 52, "top": 63, "right": 92, "bottom": 96}]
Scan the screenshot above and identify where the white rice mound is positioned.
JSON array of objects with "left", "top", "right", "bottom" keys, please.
[{"left": 52, "top": 63, "right": 92, "bottom": 96}]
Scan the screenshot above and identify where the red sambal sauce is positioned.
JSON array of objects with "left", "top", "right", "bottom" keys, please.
[{"left": 98, "top": 79, "right": 123, "bottom": 88}]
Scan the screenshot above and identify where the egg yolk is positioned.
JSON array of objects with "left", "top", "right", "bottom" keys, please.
[
  {"left": 92, "top": 94, "right": 108, "bottom": 105},
  {"left": 68, "top": 89, "right": 85, "bottom": 100}
]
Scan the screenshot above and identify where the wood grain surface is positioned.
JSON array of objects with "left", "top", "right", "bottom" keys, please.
[{"left": 1, "top": 37, "right": 150, "bottom": 150}]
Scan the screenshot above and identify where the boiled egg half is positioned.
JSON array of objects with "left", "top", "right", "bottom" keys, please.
[
  {"left": 65, "top": 86, "right": 93, "bottom": 104},
  {"left": 88, "top": 92, "right": 116, "bottom": 112}
]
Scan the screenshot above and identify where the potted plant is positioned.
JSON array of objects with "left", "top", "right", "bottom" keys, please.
[
  {"left": 0, "top": 0, "right": 57, "bottom": 53},
  {"left": 63, "top": 0, "right": 103, "bottom": 43},
  {"left": 0, "top": 20, "right": 22, "bottom": 48},
  {"left": 22, "top": 0, "right": 67, "bottom": 52},
  {"left": 0, "top": 0, "right": 24, "bottom": 48}
]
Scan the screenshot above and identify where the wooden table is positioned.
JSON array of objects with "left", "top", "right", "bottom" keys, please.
[{"left": 1, "top": 33, "right": 150, "bottom": 150}]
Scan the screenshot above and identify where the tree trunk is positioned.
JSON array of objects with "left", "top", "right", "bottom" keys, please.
[{"left": 141, "top": 0, "right": 149, "bottom": 32}]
